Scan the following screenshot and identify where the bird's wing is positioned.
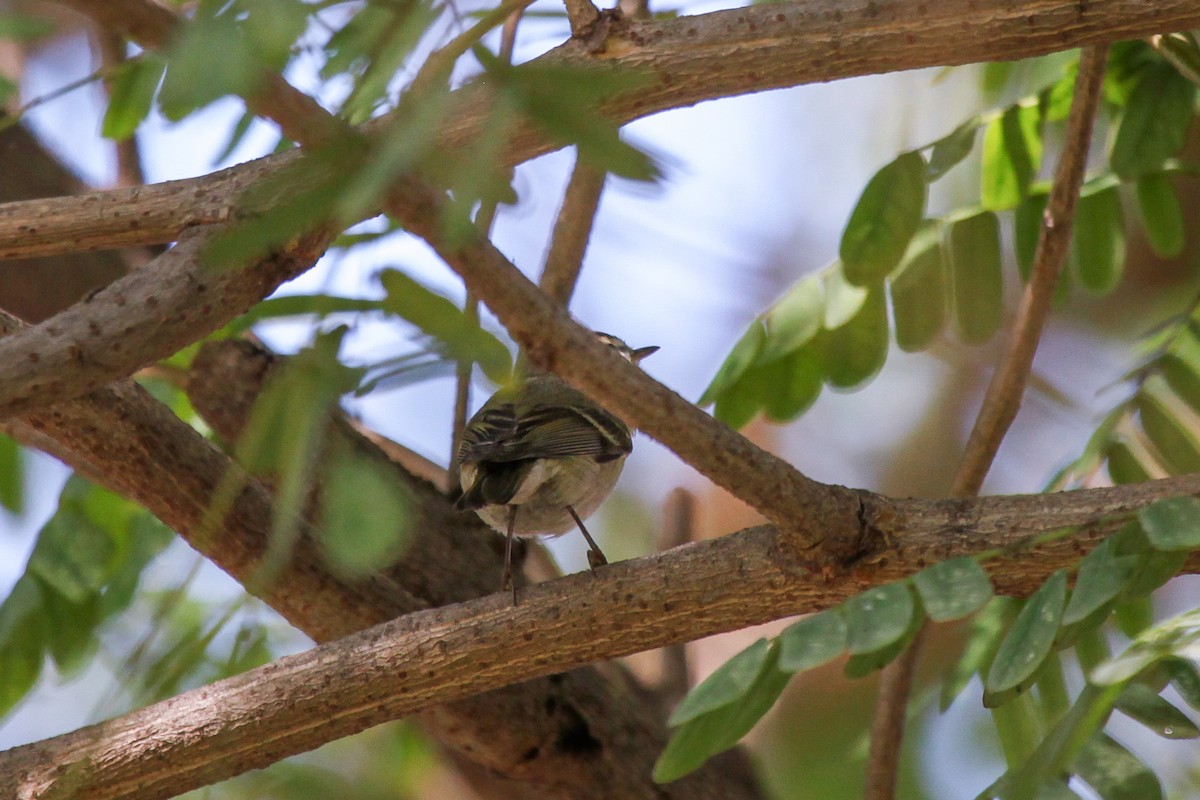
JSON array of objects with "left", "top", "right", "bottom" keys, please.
[{"left": 458, "top": 403, "right": 631, "bottom": 464}]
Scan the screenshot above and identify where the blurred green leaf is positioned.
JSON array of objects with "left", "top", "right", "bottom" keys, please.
[
  {"left": 889, "top": 226, "right": 947, "bottom": 352},
  {"left": 668, "top": 638, "right": 772, "bottom": 726},
  {"left": 1111, "top": 62, "right": 1196, "bottom": 179},
  {"left": 1092, "top": 607, "right": 1200, "bottom": 685},
  {"left": 0, "top": 434, "right": 23, "bottom": 514},
  {"left": 1113, "top": 682, "right": 1199, "bottom": 739},
  {"left": 1134, "top": 173, "right": 1185, "bottom": 259},
  {"left": 37, "top": 578, "right": 100, "bottom": 676},
  {"left": 914, "top": 557, "right": 994, "bottom": 622},
  {"left": 927, "top": 118, "right": 981, "bottom": 181},
  {"left": 0, "top": 577, "right": 46, "bottom": 717},
  {"left": 821, "top": 286, "right": 888, "bottom": 389},
  {"left": 102, "top": 55, "right": 166, "bottom": 141},
  {"left": 1163, "top": 658, "right": 1200, "bottom": 710},
  {"left": 1071, "top": 186, "right": 1125, "bottom": 295},
  {"left": 1076, "top": 734, "right": 1162, "bottom": 800},
  {"left": 1041, "top": 61, "right": 1079, "bottom": 123},
  {"left": 1062, "top": 538, "right": 1138, "bottom": 625},
  {"left": 1104, "top": 440, "right": 1152, "bottom": 485},
  {"left": 982, "top": 102, "right": 1043, "bottom": 210},
  {"left": 700, "top": 322, "right": 765, "bottom": 406},
  {"left": 319, "top": 445, "right": 414, "bottom": 577},
  {"left": 841, "top": 583, "right": 914, "bottom": 655},
  {"left": 845, "top": 603, "right": 923, "bottom": 679},
  {"left": 778, "top": 610, "right": 847, "bottom": 673},
  {"left": 483, "top": 52, "right": 659, "bottom": 181},
  {"left": 840, "top": 151, "right": 927, "bottom": 285},
  {"left": 377, "top": 269, "right": 511, "bottom": 383},
  {"left": 27, "top": 507, "right": 116, "bottom": 604},
  {"left": 760, "top": 276, "right": 822, "bottom": 363},
  {"left": 158, "top": 0, "right": 263, "bottom": 120},
  {"left": 1159, "top": 354, "right": 1200, "bottom": 414},
  {"left": 240, "top": 0, "right": 310, "bottom": 71},
  {"left": 1138, "top": 496, "right": 1200, "bottom": 551},
  {"left": 986, "top": 570, "right": 1066, "bottom": 697},
  {"left": 948, "top": 210, "right": 1004, "bottom": 344},
  {"left": 0, "top": 13, "right": 53, "bottom": 41},
  {"left": 1136, "top": 394, "right": 1200, "bottom": 474},
  {"left": 823, "top": 265, "right": 868, "bottom": 329}
]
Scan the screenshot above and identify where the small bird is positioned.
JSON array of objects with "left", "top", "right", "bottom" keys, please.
[{"left": 455, "top": 332, "right": 658, "bottom": 600}]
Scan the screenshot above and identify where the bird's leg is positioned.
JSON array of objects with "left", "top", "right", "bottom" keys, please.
[
  {"left": 567, "top": 505, "right": 608, "bottom": 570},
  {"left": 503, "top": 505, "right": 519, "bottom": 603}
]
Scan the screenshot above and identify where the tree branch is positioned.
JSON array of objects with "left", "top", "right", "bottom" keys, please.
[
  {"left": 952, "top": 44, "right": 1110, "bottom": 497},
  {"left": 539, "top": 156, "right": 606, "bottom": 306},
  {"left": 0, "top": 1, "right": 1193, "bottom": 260},
  {"left": 6, "top": 466, "right": 1200, "bottom": 800},
  {"left": 865, "top": 45, "right": 1110, "bottom": 800}
]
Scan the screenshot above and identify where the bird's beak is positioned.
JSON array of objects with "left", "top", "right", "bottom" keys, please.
[{"left": 631, "top": 345, "right": 660, "bottom": 363}]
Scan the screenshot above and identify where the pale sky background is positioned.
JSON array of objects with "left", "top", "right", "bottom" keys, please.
[{"left": 1, "top": 4, "right": 1194, "bottom": 797}]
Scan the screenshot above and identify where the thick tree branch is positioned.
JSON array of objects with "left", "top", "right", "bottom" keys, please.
[
  {"left": 6, "top": 467, "right": 1200, "bottom": 800},
  {"left": 0, "top": 1, "right": 1194, "bottom": 261},
  {"left": 866, "top": 45, "right": 1110, "bottom": 800}
]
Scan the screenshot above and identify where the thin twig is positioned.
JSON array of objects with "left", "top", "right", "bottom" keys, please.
[
  {"left": 863, "top": 45, "right": 1110, "bottom": 800},
  {"left": 448, "top": 8, "right": 525, "bottom": 487},
  {"left": 657, "top": 487, "right": 696, "bottom": 706},
  {"left": 952, "top": 45, "right": 1109, "bottom": 497},
  {"left": 539, "top": 156, "right": 607, "bottom": 306}
]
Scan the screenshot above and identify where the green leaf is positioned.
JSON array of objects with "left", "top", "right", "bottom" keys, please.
[
  {"left": 378, "top": 270, "right": 512, "bottom": 384},
  {"left": 37, "top": 579, "right": 99, "bottom": 676},
  {"left": 841, "top": 583, "right": 915, "bottom": 655},
  {"left": 1014, "top": 190, "right": 1049, "bottom": 281},
  {"left": 1071, "top": 186, "right": 1125, "bottom": 295},
  {"left": 654, "top": 642, "right": 790, "bottom": 782},
  {"left": 840, "top": 151, "right": 928, "bottom": 285},
  {"left": 1138, "top": 497, "right": 1200, "bottom": 551},
  {"left": 699, "top": 322, "right": 765, "bottom": 406},
  {"left": 986, "top": 571, "right": 1067, "bottom": 696},
  {"left": 943, "top": 598, "right": 1016, "bottom": 709},
  {"left": 1062, "top": 538, "right": 1138, "bottom": 625},
  {"left": 823, "top": 265, "right": 868, "bottom": 329},
  {"left": 1163, "top": 658, "right": 1200, "bottom": 710},
  {"left": 913, "top": 557, "right": 994, "bottom": 622},
  {"left": 1111, "top": 62, "right": 1197, "bottom": 179},
  {"left": 778, "top": 610, "right": 848, "bottom": 673},
  {"left": 319, "top": 446, "right": 413, "bottom": 577},
  {"left": 712, "top": 380, "right": 762, "bottom": 430},
  {"left": 947, "top": 210, "right": 1004, "bottom": 345},
  {"left": 0, "top": 13, "right": 55, "bottom": 41},
  {"left": 981, "top": 102, "right": 1043, "bottom": 211},
  {"left": 27, "top": 508, "right": 116, "bottom": 604},
  {"left": 1134, "top": 174, "right": 1185, "bottom": 259},
  {"left": 1137, "top": 394, "right": 1200, "bottom": 474},
  {"left": 239, "top": 0, "right": 310, "bottom": 71},
  {"left": 0, "top": 434, "right": 23, "bottom": 514},
  {"left": 759, "top": 276, "right": 823, "bottom": 363},
  {"left": 1076, "top": 734, "right": 1163, "bottom": 800},
  {"left": 158, "top": 3, "right": 263, "bottom": 121},
  {"left": 761, "top": 345, "right": 822, "bottom": 422},
  {"left": 102, "top": 55, "right": 166, "bottom": 141},
  {"left": 1159, "top": 354, "right": 1200, "bottom": 415},
  {"left": 1041, "top": 61, "right": 1079, "bottom": 123},
  {"left": 668, "top": 638, "right": 772, "bottom": 726},
  {"left": 1104, "top": 440, "right": 1152, "bottom": 485},
  {"left": 1114, "top": 682, "right": 1200, "bottom": 739},
  {"left": 1091, "top": 607, "right": 1200, "bottom": 685},
  {"left": 927, "top": 118, "right": 981, "bottom": 181},
  {"left": 821, "top": 286, "right": 888, "bottom": 389},
  {"left": 889, "top": 226, "right": 947, "bottom": 352},
  {"left": 844, "top": 604, "right": 923, "bottom": 679},
  {"left": 0, "top": 577, "right": 46, "bottom": 717}
]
